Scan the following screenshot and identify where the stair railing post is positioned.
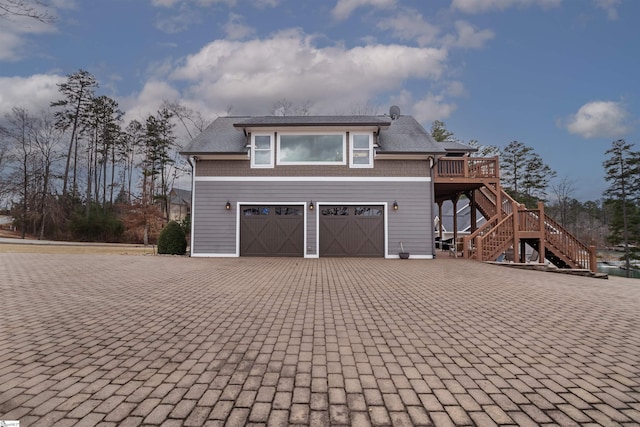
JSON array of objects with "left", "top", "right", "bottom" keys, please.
[
  {"left": 589, "top": 245, "right": 597, "bottom": 273},
  {"left": 452, "top": 195, "right": 459, "bottom": 253},
  {"left": 538, "top": 201, "right": 546, "bottom": 266},
  {"left": 512, "top": 201, "right": 520, "bottom": 263},
  {"left": 470, "top": 191, "right": 477, "bottom": 233},
  {"left": 437, "top": 201, "right": 444, "bottom": 249}
]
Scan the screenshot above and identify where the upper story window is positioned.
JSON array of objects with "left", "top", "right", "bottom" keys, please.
[
  {"left": 350, "top": 133, "right": 373, "bottom": 168},
  {"left": 251, "top": 133, "right": 274, "bottom": 168},
  {"left": 277, "top": 133, "right": 346, "bottom": 165}
]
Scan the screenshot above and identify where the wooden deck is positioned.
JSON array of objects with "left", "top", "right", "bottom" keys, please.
[{"left": 433, "top": 156, "right": 597, "bottom": 272}]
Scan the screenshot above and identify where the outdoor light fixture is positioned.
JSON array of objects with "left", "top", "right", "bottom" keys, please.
[
  {"left": 393, "top": 201, "right": 399, "bottom": 211},
  {"left": 225, "top": 201, "right": 231, "bottom": 210},
  {"left": 309, "top": 201, "right": 315, "bottom": 210}
]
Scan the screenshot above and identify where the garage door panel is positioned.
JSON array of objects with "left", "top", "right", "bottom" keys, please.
[
  {"left": 240, "top": 205, "right": 303, "bottom": 257},
  {"left": 320, "top": 205, "right": 384, "bottom": 257},
  {"left": 240, "top": 216, "right": 270, "bottom": 256},
  {"left": 272, "top": 218, "right": 303, "bottom": 256}
]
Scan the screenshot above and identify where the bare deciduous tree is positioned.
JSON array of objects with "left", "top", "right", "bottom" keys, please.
[
  {"left": 161, "top": 100, "right": 207, "bottom": 141},
  {"left": 271, "top": 98, "right": 312, "bottom": 116},
  {"left": 3, "top": 107, "right": 36, "bottom": 238},
  {"left": 551, "top": 176, "right": 576, "bottom": 228},
  {"left": 31, "top": 110, "right": 62, "bottom": 239},
  {"left": 0, "top": 0, "right": 55, "bottom": 23}
]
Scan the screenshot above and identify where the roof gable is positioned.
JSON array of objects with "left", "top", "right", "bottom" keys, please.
[{"left": 180, "top": 113, "right": 465, "bottom": 156}]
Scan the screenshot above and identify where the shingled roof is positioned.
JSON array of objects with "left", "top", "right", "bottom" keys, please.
[{"left": 180, "top": 113, "right": 447, "bottom": 155}]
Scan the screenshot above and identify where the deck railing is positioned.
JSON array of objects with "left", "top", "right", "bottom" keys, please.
[
  {"left": 436, "top": 156, "right": 499, "bottom": 179},
  {"left": 436, "top": 155, "right": 595, "bottom": 271}
]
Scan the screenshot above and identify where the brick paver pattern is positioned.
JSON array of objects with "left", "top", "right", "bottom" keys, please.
[{"left": 1, "top": 254, "right": 639, "bottom": 426}]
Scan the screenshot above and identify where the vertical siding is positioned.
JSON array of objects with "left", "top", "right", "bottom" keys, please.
[{"left": 192, "top": 179, "right": 433, "bottom": 257}]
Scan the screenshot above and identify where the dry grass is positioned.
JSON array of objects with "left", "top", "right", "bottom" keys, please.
[
  {"left": 0, "top": 243, "right": 156, "bottom": 255},
  {"left": 0, "top": 229, "right": 157, "bottom": 255}
]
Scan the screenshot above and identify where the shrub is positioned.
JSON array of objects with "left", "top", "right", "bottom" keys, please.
[
  {"left": 68, "top": 205, "right": 125, "bottom": 242},
  {"left": 157, "top": 221, "right": 187, "bottom": 255}
]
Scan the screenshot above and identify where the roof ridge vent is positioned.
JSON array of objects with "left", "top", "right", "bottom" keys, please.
[{"left": 389, "top": 105, "right": 401, "bottom": 120}]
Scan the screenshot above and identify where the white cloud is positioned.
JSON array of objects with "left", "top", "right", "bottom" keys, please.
[
  {"left": 120, "top": 80, "right": 181, "bottom": 122},
  {"left": 169, "top": 29, "right": 448, "bottom": 115},
  {"left": 51, "top": 0, "right": 78, "bottom": 9},
  {"left": 564, "top": 101, "right": 630, "bottom": 139},
  {"left": 391, "top": 90, "right": 457, "bottom": 124},
  {"left": 154, "top": 8, "right": 201, "bottom": 33},
  {"left": 224, "top": 13, "right": 255, "bottom": 40},
  {"left": 593, "top": 0, "right": 621, "bottom": 20},
  {"left": 446, "top": 80, "right": 466, "bottom": 97},
  {"left": 376, "top": 8, "right": 440, "bottom": 47},
  {"left": 254, "top": 0, "right": 281, "bottom": 7},
  {"left": 151, "top": 0, "right": 235, "bottom": 7},
  {"left": 0, "top": 11, "right": 58, "bottom": 61},
  {"left": 151, "top": 0, "right": 181, "bottom": 6},
  {"left": 377, "top": 10, "right": 493, "bottom": 50},
  {"left": 451, "top": 0, "right": 561, "bottom": 14},
  {"left": 332, "top": 0, "right": 396, "bottom": 21},
  {"left": 0, "top": 74, "right": 65, "bottom": 116},
  {"left": 444, "top": 20, "right": 494, "bottom": 48},
  {"left": 0, "top": 31, "right": 24, "bottom": 61},
  {"left": 152, "top": 0, "right": 237, "bottom": 33}
]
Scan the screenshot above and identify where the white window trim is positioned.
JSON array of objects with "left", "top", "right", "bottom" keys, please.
[
  {"left": 276, "top": 131, "right": 347, "bottom": 166},
  {"left": 349, "top": 132, "right": 374, "bottom": 168},
  {"left": 251, "top": 133, "right": 274, "bottom": 168}
]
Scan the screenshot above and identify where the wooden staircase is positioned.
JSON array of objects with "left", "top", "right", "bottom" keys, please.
[
  {"left": 463, "top": 185, "right": 596, "bottom": 272},
  {"left": 434, "top": 156, "right": 597, "bottom": 272}
]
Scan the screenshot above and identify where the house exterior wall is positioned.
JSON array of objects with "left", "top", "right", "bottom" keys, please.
[
  {"left": 191, "top": 174, "right": 434, "bottom": 258},
  {"left": 195, "top": 159, "right": 429, "bottom": 177}
]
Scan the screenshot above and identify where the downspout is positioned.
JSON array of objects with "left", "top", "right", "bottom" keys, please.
[
  {"left": 429, "top": 155, "right": 436, "bottom": 258},
  {"left": 188, "top": 156, "right": 196, "bottom": 256}
]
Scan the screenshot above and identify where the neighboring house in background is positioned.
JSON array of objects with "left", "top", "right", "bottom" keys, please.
[
  {"left": 0, "top": 215, "right": 13, "bottom": 230},
  {"left": 434, "top": 199, "right": 486, "bottom": 242},
  {"left": 168, "top": 188, "right": 192, "bottom": 222},
  {"left": 180, "top": 106, "right": 471, "bottom": 258}
]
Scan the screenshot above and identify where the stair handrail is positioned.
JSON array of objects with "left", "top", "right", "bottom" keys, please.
[
  {"left": 469, "top": 212, "right": 516, "bottom": 261},
  {"left": 463, "top": 174, "right": 596, "bottom": 271},
  {"left": 542, "top": 214, "right": 594, "bottom": 271}
]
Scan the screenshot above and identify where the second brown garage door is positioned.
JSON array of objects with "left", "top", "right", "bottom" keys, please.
[
  {"left": 240, "top": 205, "right": 304, "bottom": 256},
  {"left": 319, "top": 205, "right": 384, "bottom": 257}
]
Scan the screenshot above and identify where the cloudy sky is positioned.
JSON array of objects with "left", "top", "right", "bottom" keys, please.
[{"left": 0, "top": 0, "right": 637, "bottom": 201}]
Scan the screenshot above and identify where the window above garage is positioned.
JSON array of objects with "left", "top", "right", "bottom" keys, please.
[
  {"left": 278, "top": 133, "right": 346, "bottom": 165},
  {"left": 250, "top": 133, "right": 274, "bottom": 168},
  {"left": 250, "top": 131, "right": 374, "bottom": 168},
  {"left": 350, "top": 133, "right": 374, "bottom": 168}
]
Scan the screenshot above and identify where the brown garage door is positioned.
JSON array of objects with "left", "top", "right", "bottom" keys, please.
[
  {"left": 240, "top": 205, "right": 304, "bottom": 256},
  {"left": 319, "top": 205, "right": 384, "bottom": 257}
]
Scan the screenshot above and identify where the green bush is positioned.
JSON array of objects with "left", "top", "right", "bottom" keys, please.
[
  {"left": 68, "top": 205, "right": 125, "bottom": 242},
  {"left": 158, "top": 221, "right": 187, "bottom": 255}
]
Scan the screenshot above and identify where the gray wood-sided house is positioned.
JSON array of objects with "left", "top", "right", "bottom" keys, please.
[{"left": 181, "top": 107, "right": 451, "bottom": 259}]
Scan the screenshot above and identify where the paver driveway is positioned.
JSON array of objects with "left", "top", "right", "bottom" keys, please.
[{"left": 1, "top": 253, "right": 639, "bottom": 426}]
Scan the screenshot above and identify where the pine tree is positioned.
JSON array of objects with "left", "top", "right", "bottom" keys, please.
[
  {"left": 500, "top": 141, "right": 555, "bottom": 206},
  {"left": 430, "top": 120, "right": 454, "bottom": 142},
  {"left": 51, "top": 69, "right": 98, "bottom": 198},
  {"left": 603, "top": 139, "right": 640, "bottom": 274}
]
